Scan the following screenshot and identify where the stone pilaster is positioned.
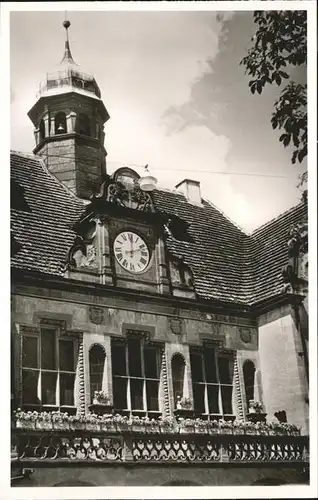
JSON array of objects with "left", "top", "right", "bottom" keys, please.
[
  {"left": 233, "top": 354, "right": 244, "bottom": 420},
  {"left": 156, "top": 236, "right": 170, "bottom": 295},
  {"left": 99, "top": 218, "right": 113, "bottom": 285},
  {"left": 77, "top": 338, "right": 86, "bottom": 416}
]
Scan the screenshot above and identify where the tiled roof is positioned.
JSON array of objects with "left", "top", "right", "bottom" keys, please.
[
  {"left": 152, "top": 190, "right": 251, "bottom": 304},
  {"left": 11, "top": 152, "right": 86, "bottom": 276},
  {"left": 249, "top": 202, "right": 307, "bottom": 305},
  {"left": 10, "top": 151, "right": 307, "bottom": 306}
]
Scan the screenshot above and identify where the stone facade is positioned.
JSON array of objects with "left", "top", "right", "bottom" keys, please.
[
  {"left": 11, "top": 20, "right": 309, "bottom": 487},
  {"left": 13, "top": 464, "right": 307, "bottom": 487}
]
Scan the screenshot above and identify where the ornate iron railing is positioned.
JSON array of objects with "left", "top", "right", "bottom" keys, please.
[{"left": 12, "top": 429, "right": 309, "bottom": 467}]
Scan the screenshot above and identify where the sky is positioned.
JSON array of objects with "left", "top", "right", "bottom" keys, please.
[{"left": 10, "top": 9, "right": 307, "bottom": 233}]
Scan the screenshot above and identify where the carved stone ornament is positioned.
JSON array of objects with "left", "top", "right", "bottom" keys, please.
[
  {"left": 170, "top": 257, "right": 194, "bottom": 289},
  {"left": 95, "top": 169, "right": 154, "bottom": 212},
  {"left": 107, "top": 182, "right": 153, "bottom": 212},
  {"left": 89, "top": 306, "right": 104, "bottom": 325},
  {"left": 169, "top": 317, "right": 183, "bottom": 335},
  {"left": 67, "top": 235, "right": 97, "bottom": 270},
  {"left": 282, "top": 218, "right": 308, "bottom": 294},
  {"left": 239, "top": 327, "right": 252, "bottom": 344},
  {"left": 72, "top": 245, "right": 96, "bottom": 268},
  {"left": 298, "top": 253, "right": 308, "bottom": 281}
]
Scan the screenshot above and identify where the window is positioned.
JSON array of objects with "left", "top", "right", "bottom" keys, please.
[
  {"left": 190, "top": 346, "right": 234, "bottom": 419},
  {"left": 77, "top": 113, "right": 91, "bottom": 136},
  {"left": 39, "top": 120, "right": 45, "bottom": 141},
  {"left": 111, "top": 335, "right": 161, "bottom": 417},
  {"left": 54, "top": 112, "right": 67, "bottom": 135},
  {"left": 243, "top": 360, "right": 255, "bottom": 407},
  {"left": 89, "top": 344, "right": 106, "bottom": 401},
  {"left": 21, "top": 327, "right": 77, "bottom": 408},
  {"left": 171, "top": 353, "right": 185, "bottom": 409}
]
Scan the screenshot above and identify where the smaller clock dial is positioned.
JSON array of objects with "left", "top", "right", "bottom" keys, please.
[{"left": 114, "top": 231, "right": 150, "bottom": 273}]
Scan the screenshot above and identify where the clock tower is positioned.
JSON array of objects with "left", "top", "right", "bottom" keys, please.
[
  {"left": 66, "top": 166, "right": 174, "bottom": 295},
  {"left": 27, "top": 20, "right": 110, "bottom": 199}
]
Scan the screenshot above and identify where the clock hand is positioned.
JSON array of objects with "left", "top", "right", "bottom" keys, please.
[{"left": 125, "top": 248, "right": 141, "bottom": 254}]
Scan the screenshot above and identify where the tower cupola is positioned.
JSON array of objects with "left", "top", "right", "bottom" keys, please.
[{"left": 27, "top": 20, "right": 110, "bottom": 200}]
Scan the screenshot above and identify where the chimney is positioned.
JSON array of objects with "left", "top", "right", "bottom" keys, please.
[{"left": 175, "top": 179, "right": 202, "bottom": 205}]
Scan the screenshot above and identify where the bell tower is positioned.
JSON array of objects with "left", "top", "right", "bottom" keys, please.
[{"left": 27, "top": 20, "right": 110, "bottom": 199}]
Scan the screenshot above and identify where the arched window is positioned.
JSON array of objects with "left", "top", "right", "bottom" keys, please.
[
  {"left": 243, "top": 360, "right": 256, "bottom": 407},
  {"left": 77, "top": 113, "right": 91, "bottom": 136},
  {"left": 39, "top": 120, "right": 45, "bottom": 141},
  {"left": 54, "top": 112, "right": 67, "bottom": 135},
  {"left": 171, "top": 353, "right": 185, "bottom": 409},
  {"left": 89, "top": 344, "right": 106, "bottom": 402},
  {"left": 97, "top": 124, "right": 102, "bottom": 141}
]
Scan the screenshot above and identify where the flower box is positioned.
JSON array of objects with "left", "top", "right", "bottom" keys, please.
[
  {"left": 92, "top": 391, "right": 110, "bottom": 407},
  {"left": 71, "top": 422, "right": 85, "bottom": 431},
  {"left": 174, "top": 409, "right": 195, "bottom": 419},
  {"left": 232, "top": 428, "right": 245, "bottom": 435},
  {"left": 53, "top": 421, "right": 69, "bottom": 431},
  {"left": 247, "top": 412, "right": 267, "bottom": 424},
  {"left": 16, "top": 420, "right": 36, "bottom": 430},
  {"left": 36, "top": 421, "right": 52, "bottom": 431},
  {"left": 219, "top": 427, "right": 233, "bottom": 435},
  {"left": 147, "top": 425, "right": 160, "bottom": 434},
  {"left": 160, "top": 425, "right": 175, "bottom": 434},
  {"left": 131, "top": 425, "right": 146, "bottom": 433},
  {"left": 89, "top": 404, "right": 113, "bottom": 416},
  {"left": 100, "top": 422, "right": 117, "bottom": 433},
  {"left": 179, "top": 425, "right": 195, "bottom": 434},
  {"left": 195, "top": 427, "right": 207, "bottom": 434},
  {"left": 116, "top": 423, "right": 129, "bottom": 432},
  {"left": 86, "top": 422, "right": 100, "bottom": 431}
]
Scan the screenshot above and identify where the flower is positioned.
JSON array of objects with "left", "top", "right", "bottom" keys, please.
[
  {"left": 178, "top": 418, "right": 195, "bottom": 428},
  {"left": 158, "top": 416, "right": 174, "bottom": 427},
  {"left": 12, "top": 410, "right": 301, "bottom": 437},
  {"left": 176, "top": 396, "right": 192, "bottom": 409},
  {"left": 249, "top": 400, "right": 263, "bottom": 413},
  {"left": 93, "top": 390, "right": 109, "bottom": 403}
]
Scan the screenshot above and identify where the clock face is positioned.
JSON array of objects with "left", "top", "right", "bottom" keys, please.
[{"left": 113, "top": 231, "right": 150, "bottom": 273}]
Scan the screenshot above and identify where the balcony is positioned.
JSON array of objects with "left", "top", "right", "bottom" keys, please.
[
  {"left": 11, "top": 419, "right": 309, "bottom": 468},
  {"left": 37, "top": 69, "right": 101, "bottom": 99}
]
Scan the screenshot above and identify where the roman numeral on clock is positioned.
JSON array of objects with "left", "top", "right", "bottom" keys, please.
[{"left": 114, "top": 232, "right": 149, "bottom": 272}]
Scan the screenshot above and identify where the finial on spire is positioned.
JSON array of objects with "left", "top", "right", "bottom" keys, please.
[{"left": 60, "top": 18, "right": 76, "bottom": 65}]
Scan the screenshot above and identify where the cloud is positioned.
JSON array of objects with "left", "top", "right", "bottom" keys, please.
[{"left": 10, "top": 11, "right": 257, "bottom": 231}]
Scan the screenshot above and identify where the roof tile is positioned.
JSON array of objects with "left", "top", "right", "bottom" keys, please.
[{"left": 10, "top": 151, "right": 307, "bottom": 306}]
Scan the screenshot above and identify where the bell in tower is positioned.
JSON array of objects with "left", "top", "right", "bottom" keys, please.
[{"left": 27, "top": 20, "right": 110, "bottom": 199}]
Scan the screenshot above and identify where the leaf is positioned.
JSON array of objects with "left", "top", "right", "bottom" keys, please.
[
  {"left": 283, "top": 134, "right": 291, "bottom": 147},
  {"left": 280, "top": 71, "right": 289, "bottom": 79},
  {"left": 275, "top": 74, "right": 282, "bottom": 86},
  {"left": 292, "top": 150, "right": 298, "bottom": 164},
  {"left": 271, "top": 116, "right": 278, "bottom": 129},
  {"left": 298, "top": 147, "right": 307, "bottom": 163},
  {"left": 292, "top": 134, "right": 300, "bottom": 148},
  {"left": 251, "top": 82, "right": 257, "bottom": 94}
]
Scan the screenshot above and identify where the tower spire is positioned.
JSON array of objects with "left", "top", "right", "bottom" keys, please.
[{"left": 60, "top": 19, "right": 76, "bottom": 65}]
